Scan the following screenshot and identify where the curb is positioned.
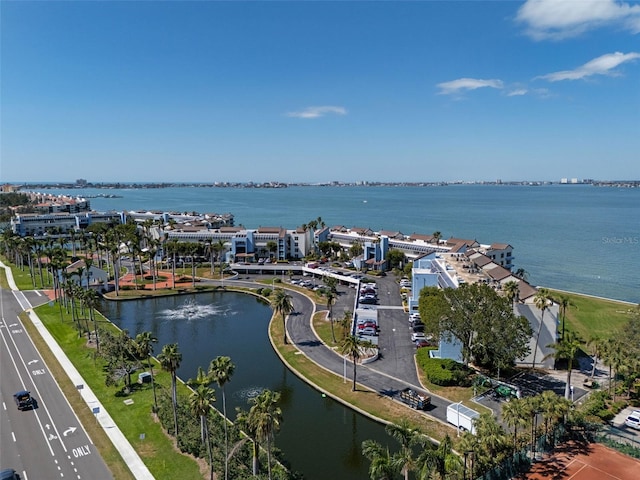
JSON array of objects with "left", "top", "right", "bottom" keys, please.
[{"left": 1, "top": 261, "right": 154, "bottom": 480}]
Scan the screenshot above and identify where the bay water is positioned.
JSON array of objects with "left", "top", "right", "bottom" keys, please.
[
  {"left": 54, "top": 184, "right": 638, "bottom": 478},
  {"left": 47, "top": 184, "right": 639, "bottom": 303}
]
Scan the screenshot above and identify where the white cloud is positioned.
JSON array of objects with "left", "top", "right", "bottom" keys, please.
[
  {"left": 436, "top": 78, "right": 504, "bottom": 95},
  {"left": 286, "top": 106, "right": 347, "bottom": 119},
  {"left": 516, "top": 0, "right": 640, "bottom": 40},
  {"left": 538, "top": 51, "right": 640, "bottom": 81},
  {"left": 507, "top": 88, "right": 528, "bottom": 96}
]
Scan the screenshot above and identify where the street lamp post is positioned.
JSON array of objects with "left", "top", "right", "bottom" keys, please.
[{"left": 531, "top": 409, "right": 541, "bottom": 461}]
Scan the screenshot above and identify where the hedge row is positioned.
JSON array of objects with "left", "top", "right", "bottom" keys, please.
[{"left": 416, "top": 349, "right": 472, "bottom": 386}]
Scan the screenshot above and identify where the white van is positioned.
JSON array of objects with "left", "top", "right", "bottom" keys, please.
[{"left": 625, "top": 410, "right": 640, "bottom": 430}]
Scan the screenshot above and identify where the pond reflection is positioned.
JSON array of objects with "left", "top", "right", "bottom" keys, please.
[{"left": 99, "top": 292, "right": 390, "bottom": 479}]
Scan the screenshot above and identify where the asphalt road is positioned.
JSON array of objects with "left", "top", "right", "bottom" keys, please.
[
  {"left": 0, "top": 287, "right": 113, "bottom": 480},
  {"left": 229, "top": 272, "right": 457, "bottom": 428}
]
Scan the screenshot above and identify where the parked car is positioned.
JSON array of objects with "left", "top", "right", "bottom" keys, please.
[
  {"left": 358, "top": 327, "right": 378, "bottom": 336},
  {"left": 359, "top": 296, "right": 377, "bottom": 305},
  {"left": 411, "top": 332, "right": 425, "bottom": 342},
  {"left": 625, "top": 411, "right": 640, "bottom": 430},
  {"left": 357, "top": 320, "right": 378, "bottom": 329},
  {"left": 415, "top": 339, "right": 430, "bottom": 348},
  {"left": 357, "top": 324, "right": 377, "bottom": 333}
]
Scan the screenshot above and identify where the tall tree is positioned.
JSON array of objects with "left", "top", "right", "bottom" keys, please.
[
  {"left": 189, "top": 385, "right": 216, "bottom": 480},
  {"left": 501, "top": 397, "right": 529, "bottom": 450},
  {"left": 385, "top": 419, "right": 424, "bottom": 480},
  {"left": 249, "top": 389, "right": 283, "bottom": 480},
  {"left": 532, "top": 288, "right": 552, "bottom": 371},
  {"left": 416, "top": 434, "right": 460, "bottom": 480},
  {"left": 502, "top": 280, "right": 520, "bottom": 307},
  {"left": 272, "top": 288, "right": 294, "bottom": 344},
  {"left": 553, "top": 294, "right": 577, "bottom": 340},
  {"left": 158, "top": 343, "right": 182, "bottom": 440},
  {"left": 326, "top": 290, "right": 337, "bottom": 343},
  {"left": 361, "top": 439, "right": 398, "bottom": 480},
  {"left": 471, "top": 413, "right": 508, "bottom": 473},
  {"left": 587, "top": 334, "right": 604, "bottom": 380},
  {"left": 544, "top": 330, "right": 584, "bottom": 399},
  {"left": 209, "top": 356, "right": 236, "bottom": 480},
  {"left": 135, "top": 331, "right": 159, "bottom": 411},
  {"left": 235, "top": 407, "right": 260, "bottom": 476},
  {"left": 339, "top": 335, "right": 373, "bottom": 391},
  {"left": 84, "top": 289, "right": 101, "bottom": 352}
]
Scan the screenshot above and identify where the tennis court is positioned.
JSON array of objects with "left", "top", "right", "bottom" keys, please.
[{"left": 523, "top": 441, "right": 640, "bottom": 480}]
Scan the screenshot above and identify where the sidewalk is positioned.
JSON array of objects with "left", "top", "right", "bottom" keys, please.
[{"left": 1, "top": 261, "right": 154, "bottom": 480}]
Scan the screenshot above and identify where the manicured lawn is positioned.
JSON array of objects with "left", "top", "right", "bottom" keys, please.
[
  {"left": 7, "top": 254, "right": 636, "bottom": 477},
  {"left": 29, "top": 304, "right": 204, "bottom": 480},
  {"left": 271, "top": 315, "right": 454, "bottom": 441},
  {"left": 548, "top": 289, "right": 635, "bottom": 340}
]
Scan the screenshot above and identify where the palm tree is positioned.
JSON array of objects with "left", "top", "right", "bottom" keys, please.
[
  {"left": 189, "top": 385, "right": 216, "bottom": 480},
  {"left": 502, "top": 280, "right": 519, "bottom": 307},
  {"left": 537, "top": 390, "right": 570, "bottom": 441},
  {"left": 501, "top": 397, "right": 529, "bottom": 450},
  {"left": 472, "top": 412, "right": 508, "bottom": 472},
  {"left": 209, "top": 356, "right": 235, "bottom": 480},
  {"left": 339, "top": 334, "right": 373, "bottom": 391},
  {"left": 158, "top": 343, "right": 182, "bottom": 440},
  {"left": 386, "top": 419, "right": 423, "bottom": 480},
  {"left": 84, "top": 289, "right": 101, "bottom": 352},
  {"left": 214, "top": 239, "right": 226, "bottom": 275},
  {"left": 249, "top": 389, "right": 282, "bottom": 480},
  {"left": 553, "top": 294, "right": 577, "bottom": 340},
  {"left": 587, "top": 334, "right": 604, "bottom": 380},
  {"left": 272, "top": 288, "right": 294, "bottom": 344},
  {"left": 135, "top": 331, "right": 158, "bottom": 411},
  {"left": 265, "top": 240, "right": 278, "bottom": 262},
  {"left": 532, "top": 288, "right": 552, "bottom": 370},
  {"left": 235, "top": 407, "right": 260, "bottom": 476},
  {"left": 361, "top": 439, "right": 397, "bottom": 480},
  {"left": 514, "top": 267, "right": 528, "bottom": 281},
  {"left": 416, "top": 434, "right": 460, "bottom": 480},
  {"left": 432, "top": 231, "right": 442, "bottom": 245},
  {"left": 326, "top": 290, "right": 337, "bottom": 343},
  {"left": 338, "top": 310, "right": 353, "bottom": 338},
  {"left": 544, "top": 330, "right": 584, "bottom": 399}
]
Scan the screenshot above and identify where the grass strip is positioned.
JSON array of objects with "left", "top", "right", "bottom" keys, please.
[
  {"left": 30, "top": 304, "right": 204, "bottom": 479},
  {"left": 548, "top": 289, "right": 634, "bottom": 340}
]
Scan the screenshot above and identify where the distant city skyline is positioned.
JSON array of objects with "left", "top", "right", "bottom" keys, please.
[{"left": 2, "top": 1, "right": 639, "bottom": 183}]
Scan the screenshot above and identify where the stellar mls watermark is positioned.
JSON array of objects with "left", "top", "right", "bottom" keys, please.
[{"left": 602, "top": 236, "right": 639, "bottom": 245}]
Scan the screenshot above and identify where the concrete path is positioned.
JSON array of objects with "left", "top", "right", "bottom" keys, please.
[{"left": 0, "top": 261, "right": 154, "bottom": 480}]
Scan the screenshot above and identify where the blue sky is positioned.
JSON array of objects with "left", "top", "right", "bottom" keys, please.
[{"left": 2, "top": 0, "right": 639, "bottom": 183}]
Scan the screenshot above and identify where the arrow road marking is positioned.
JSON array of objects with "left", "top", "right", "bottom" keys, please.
[
  {"left": 63, "top": 426, "right": 77, "bottom": 437},
  {"left": 46, "top": 424, "right": 51, "bottom": 430},
  {"left": 28, "top": 359, "right": 39, "bottom": 365}
]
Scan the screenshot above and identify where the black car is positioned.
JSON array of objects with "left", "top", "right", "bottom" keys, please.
[
  {"left": 13, "top": 390, "right": 34, "bottom": 411},
  {"left": 1, "top": 469, "right": 19, "bottom": 480}
]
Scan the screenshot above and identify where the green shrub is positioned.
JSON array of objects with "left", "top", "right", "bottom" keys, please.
[{"left": 416, "top": 350, "right": 471, "bottom": 386}]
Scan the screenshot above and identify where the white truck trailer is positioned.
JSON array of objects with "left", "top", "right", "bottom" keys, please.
[{"left": 446, "top": 402, "right": 479, "bottom": 434}]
